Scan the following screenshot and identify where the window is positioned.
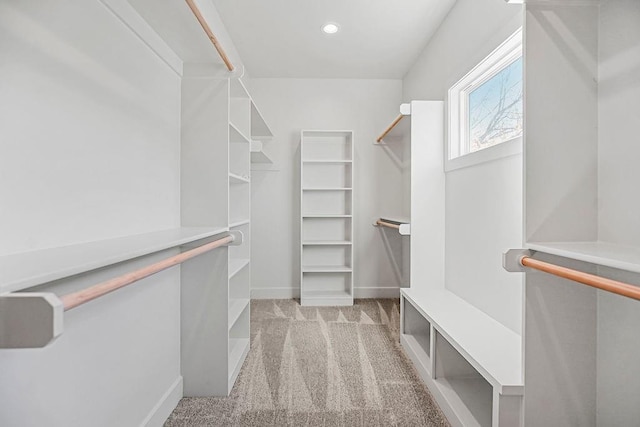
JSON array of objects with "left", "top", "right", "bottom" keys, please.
[{"left": 447, "top": 29, "right": 523, "bottom": 171}]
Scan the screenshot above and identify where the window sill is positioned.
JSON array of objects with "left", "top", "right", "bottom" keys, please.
[{"left": 444, "top": 137, "right": 522, "bottom": 172}]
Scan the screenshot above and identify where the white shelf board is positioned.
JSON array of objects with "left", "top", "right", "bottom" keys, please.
[
  {"left": 229, "top": 122, "right": 251, "bottom": 144},
  {"left": 302, "top": 159, "right": 352, "bottom": 164},
  {"left": 302, "top": 266, "right": 352, "bottom": 273},
  {"left": 250, "top": 102, "right": 273, "bottom": 139},
  {"left": 229, "top": 219, "right": 250, "bottom": 228},
  {"left": 228, "top": 298, "right": 250, "bottom": 329},
  {"left": 302, "top": 241, "right": 352, "bottom": 246},
  {"left": 229, "top": 258, "right": 250, "bottom": 279},
  {"left": 302, "top": 214, "right": 352, "bottom": 219},
  {"left": 250, "top": 141, "right": 273, "bottom": 164},
  {"left": 0, "top": 227, "right": 229, "bottom": 294},
  {"left": 303, "top": 188, "right": 352, "bottom": 191},
  {"left": 527, "top": 241, "right": 640, "bottom": 274},
  {"left": 228, "top": 337, "right": 250, "bottom": 381},
  {"left": 433, "top": 376, "right": 492, "bottom": 427},
  {"left": 401, "top": 288, "right": 523, "bottom": 395},
  {"left": 229, "top": 172, "right": 250, "bottom": 184}
]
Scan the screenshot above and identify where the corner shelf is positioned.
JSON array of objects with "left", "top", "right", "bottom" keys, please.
[
  {"left": 250, "top": 141, "right": 272, "bottom": 164},
  {"left": 302, "top": 266, "right": 352, "bottom": 273}
]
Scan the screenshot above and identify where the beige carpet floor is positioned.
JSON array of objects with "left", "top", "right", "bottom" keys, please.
[{"left": 166, "top": 299, "right": 449, "bottom": 426}]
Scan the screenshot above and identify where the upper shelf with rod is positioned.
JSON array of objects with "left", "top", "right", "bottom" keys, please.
[
  {"left": 376, "top": 103, "right": 411, "bottom": 144},
  {"left": 374, "top": 218, "right": 411, "bottom": 236}
]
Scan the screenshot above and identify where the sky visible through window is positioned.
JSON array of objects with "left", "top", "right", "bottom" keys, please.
[{"left": 468, "top": 57, "right": 523, "bottom": 153}]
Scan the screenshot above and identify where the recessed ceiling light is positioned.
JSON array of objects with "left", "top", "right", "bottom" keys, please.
[{"left": 322, "top": 23, "right": 339, "bottom": 34}]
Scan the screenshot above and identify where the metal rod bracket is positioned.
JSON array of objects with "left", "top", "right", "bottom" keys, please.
[
  {"left": 503, "top": 249, "right": 533, "bottom": 272},
  {"left": 228, "top": 230, "right": 244, "bottom": 246}
]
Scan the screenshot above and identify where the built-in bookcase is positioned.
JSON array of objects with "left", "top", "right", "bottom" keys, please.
[
  {"left": 180, "top": 77, "right": 271, "bottom": 396},
  {"left": 300, "top": 131, "right": 354, "bottom": 306}
]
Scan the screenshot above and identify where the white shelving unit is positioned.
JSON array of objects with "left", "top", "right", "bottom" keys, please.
[
  {"left": 300, "top": 130, "right": 354, "bottom": 306},
  {"left": 180, "top": 76, "right": 271, "bottom": 396},
  {"left": 517, "top": 2, "right": 640, "bottom": 425}
]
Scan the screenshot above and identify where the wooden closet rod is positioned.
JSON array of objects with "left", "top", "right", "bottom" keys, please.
[
  {"left": 185, "top": 0, "right": 234, "bottom": 71},
  {"left": 60, "top": 235, "right": 235, "bottom": 311},
  {"left": 376, "top": 220, "right": 401, "bottom": 230},
  {"left": 376, "top": 114, "right": 404, "bottom": 143},
  {"left": 520, "top": 256, "right": 640, "bottom": 302}
]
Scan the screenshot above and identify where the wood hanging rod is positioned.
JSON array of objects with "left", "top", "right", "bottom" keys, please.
[
  {"left": 376, "top": 114, "right": 404, "bottom": 143},
  {"left": 60, "top": 235, "right": 235, "bottom": 311},
  {"left": 520, "top": 256, "right": 640, "bottom": 302},
  {"left": 376, "top": 219, "right": 401, "bottom": 230},
  {"left": 185, "top": 0, "right": 234, "bottom": 71}
]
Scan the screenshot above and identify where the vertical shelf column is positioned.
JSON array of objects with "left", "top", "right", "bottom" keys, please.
[{"left": 300, "top": 130, "right": 354, "bottom": 306}]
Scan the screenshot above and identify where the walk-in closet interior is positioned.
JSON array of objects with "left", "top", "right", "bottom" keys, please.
[{"left": 1, "top": 0, "right": 639, "bottom": 426}]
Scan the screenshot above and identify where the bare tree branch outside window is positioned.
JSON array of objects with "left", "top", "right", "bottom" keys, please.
[{"left": 468, "top": 57, "right": 523, "bottom": 153}]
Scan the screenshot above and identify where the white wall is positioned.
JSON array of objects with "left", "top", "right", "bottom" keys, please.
[
  {"left": 402, "top": 0, "right": 524, "bottom": 333},
  {"left": 247, "top": 78, "right": 404, "bottom": 298},
  {"left": 0, "top": 0, "right": 180, "bottom": 257},
  {"left": 0, "top": 1, "right": 182, "bottom": 425},
  {"left": 597, "top": 1, "right": 640, "bottom": 424}
]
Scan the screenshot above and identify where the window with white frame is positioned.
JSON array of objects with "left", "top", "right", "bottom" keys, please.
[{"left": 447, "top": 29, "right": 523, "bottom": 170}]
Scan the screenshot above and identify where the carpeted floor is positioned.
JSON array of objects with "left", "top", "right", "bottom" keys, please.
[{"left": 166, "top": 299, "right": 449, "bottom": 426}]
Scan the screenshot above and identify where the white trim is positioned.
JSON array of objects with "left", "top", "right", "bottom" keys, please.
[
  {"left": 445, "top": 136, "right": 522, "bottom": 172},
  {"left": 140, "top": 376, "right": 183, "bottom": 427},
  {"left": 251, "top": 287, "right": 300, "bottom": 299},
  {"left": 354, "top": 287, "right": 401, "bottom": 299},
  {"left": 447, "top": 28, "right": 523, "bottom": 170}
]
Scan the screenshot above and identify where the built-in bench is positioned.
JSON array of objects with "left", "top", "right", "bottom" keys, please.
[{"left": 401, "top": 288, "right": 523, "bottom": 427}]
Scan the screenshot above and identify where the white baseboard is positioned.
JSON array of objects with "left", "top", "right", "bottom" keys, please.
[
  {"left": 141, "top": 376, "right": 183, "bottom": 427},
  {"left": 251, "top": 287, "right": 300, "bottom": 299},
  {"left": 354, "top": 287, "right": 400, "bottom": 299},
  {"left": 251, "top": 287, "right": 400, "bottom": 299}
]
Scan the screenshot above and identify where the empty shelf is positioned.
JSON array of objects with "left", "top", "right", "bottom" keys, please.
[
  {"left": 228, "top": 298, "right": 250, "bottom": 329},
  {"left": 228, "top": 338, "right": 250, "bottom": 380},
  {"left": 229, "top": 259, "right": 250, "bottom": 279},
  {"left": 0, "top": 227, "right": 229, "bottom": 294},
  {"left": 302, "top": 266, "right": 352, "bottom": 273},
  {"left": 250, "top": 141, "right": 273, "bottom": 164},
  {"left": 229, "top": 173, "right": 250, "bottom": 184},
  {"left": 251, "top": 102, "right": 273, "bottom": 139},
  {"left": 303, "top": 214, "right": 352, "bottom": 218},
  {"left": 302, "top": 241, "right": 352, "bottom": 246},
  {"left": 303, "top": 159, "right": 352, "bottom": 164},
  {"left": 303, "top": 188, "right": 352, "bottom": 191}
]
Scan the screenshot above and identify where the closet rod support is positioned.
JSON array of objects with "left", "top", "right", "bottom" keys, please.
[{"left": 503, "top": 249, "right": 640, "bottom": 302}]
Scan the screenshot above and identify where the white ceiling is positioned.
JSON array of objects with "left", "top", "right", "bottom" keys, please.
[
  {"left": 128, "top": 0, "right": 457, "bottom": 79},
  {"left": 212, "top": 0, "right": 457, "bottom": 79}
]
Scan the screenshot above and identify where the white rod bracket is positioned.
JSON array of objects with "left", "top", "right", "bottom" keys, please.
[
  {"left": 228, "top": 230, "right": 244, "bottom": 246},
  {"left": 0, "top": 293, "right": 64, "bottom": 349},
  {"left": 503, "top": 249, "right": 532, "bottom": 272}
]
